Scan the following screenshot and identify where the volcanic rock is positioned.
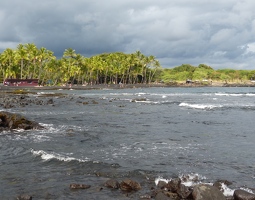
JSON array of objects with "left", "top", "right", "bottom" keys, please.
[
  {"left": 104, "top": 179, "right": 120, "bottom": 189},
  {"left": 119, "top": 179, "right": 141, "bottom": 191},
  {"left": 155, "top": 192, "right": 173, "bottom": 200},
  {"left": 192, "top": 184, "right": 226, "bottom": 200},
  {"left": 233, "top": 189, "right": 255, "bottom": 200},
  {"left": 177, "top": 183, "right": 193, "bottom": 199},
  {"left": 165, "top": 178, "right": 181, "bottom": 192},
  {"left": 0, "top": 111, "right": 43, "bottom": 131}
]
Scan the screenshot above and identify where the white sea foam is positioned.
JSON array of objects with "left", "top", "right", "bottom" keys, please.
[
  {"left": 30, "top": 134, "right": 51, "bottom": 143},
  {"left": 155, "top": 173, "right": 236, "bottom": 197},
  {"left": 240, "top": 187, "right": 254, "bottom": 194},
  {"left": 215, "top": 93, "right": 255, "bottom": 97},
  {"left": 155, "top": 173, "right": 206, "bottom": 187},
  {"left": 221, "top": 183, "right": 235, "bottom": 196},
  {"left": 246, "top": 93, "right": 255, "bottom": 96},
  {"left": 155, "top": 177, "right": 171, "bottom": 186},
  {"left": 31, "top": 149, "right": 90, "bottom": 162},
  {"left": 179, "top": 102, "right": 221, "bottom": 110},
  {"left": 37, "top": 92, "right": 55, "bottom": 95},
  {"left": 180, "top": 173, "right": 207, "bottom": 186},
  {"left": 136, "top": 92, "right": 147, "bottom": 95}
]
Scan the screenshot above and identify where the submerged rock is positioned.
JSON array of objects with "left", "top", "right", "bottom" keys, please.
[
  {"left": 131, "top": 98, "right": 147, "bottom": 102},
  {"left": 119, "top": 179, "right": 141, "bottom": 191},
  {"left": 16, "top": 194, "right": 32, "bottom": 200},
  {"left": 70, "top": 183, "right": 91, "bottom": 189},
  {"left": 104, "top": 179, "right": 120, "bottom": 189},
  {"left": 0, "top": 111, "right": 43, "bottom": 131}
]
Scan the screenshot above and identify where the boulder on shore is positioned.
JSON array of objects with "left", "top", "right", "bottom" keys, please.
[
  {"left": 192, "top": 184, "right": 226, "bottom": 200},
  {"left": 0, "top": 111, "right": 43, "bottom": 131},
  {"left": 233, "top": 189, "right": 255, "bottom": 200}
]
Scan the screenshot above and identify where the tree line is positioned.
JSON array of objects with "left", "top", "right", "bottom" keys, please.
[
  {"left": 0, "top": 43, "right": 160, "bottom": 86},
  {"left": 159, "top": 64, "right": 255, "bottom": 84},
  {"left": 1, "top": 43, "right": 254, "bottom": 86}
]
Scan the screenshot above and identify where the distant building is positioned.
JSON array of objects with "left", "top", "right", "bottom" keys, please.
[{"left": 4, "top": 79, "right": 39, "bottom": 86}]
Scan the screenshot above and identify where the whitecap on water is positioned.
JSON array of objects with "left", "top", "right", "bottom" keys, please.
[
  {"left": 246, "top": 93, "right": 255, "bottom": 96},
  {"left": 31, "top": 149, "right": 91, "bottom": 162},
  {"left": 179, "top": 102, "right": 222, "bottom": 110},
  {"left": 37, "top": 92, "right": 55, "bottom": 94},
  {"left": 215, "top": 93, "right": 252, "bottom": 97}
]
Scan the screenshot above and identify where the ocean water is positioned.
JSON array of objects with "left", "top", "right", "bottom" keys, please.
[{"left": 0, "top": 87, "right": 254, "bottom": 199}]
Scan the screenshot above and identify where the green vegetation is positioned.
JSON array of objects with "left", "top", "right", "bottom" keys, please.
[
  {"left": 0, "top": 44, "right": 160, "bottom": 85},
  {"left": 0, "top": 43, "right": 254, "bottom": 86},
  {"left": 158, "top": 64, "right": 255, "bottom": 84}
]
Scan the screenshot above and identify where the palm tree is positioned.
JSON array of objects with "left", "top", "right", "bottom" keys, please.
[
  {"left": 25, "top": 43, "right": 39, "bottom": 78},
  {"left": 1, "top": 48, "right": 15, "bottom": 79},
  {"left": 135, "top": 50, "right": 147, "bottom": 83},
  {"left": 16, "top": 44, "right": 27, "bottom": 79},
  {"left": 146, "top": 56, "right": 161, "bottom": 83},
  {"left": 63, "top": 48, "right": 77, "bottom": 83},
  {"left": 37, "top": 47, "right": 55, "bottom": 84},
  {"left": 74, "top": 54, "right": 86, "bottom": 84}
]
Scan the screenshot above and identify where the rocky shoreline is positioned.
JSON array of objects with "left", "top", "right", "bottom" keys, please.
[
  {"left": 16, "top": 176, "right": 255, "bottom": 200},
  {"left": 1, "top": 81, "right": 255, "bottom": 92}
]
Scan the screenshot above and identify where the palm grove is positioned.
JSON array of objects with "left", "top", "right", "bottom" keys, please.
[
  {"left": 0, "top": 43, "right": 160, "bottom": 86},
  {"left": 1, "top": 43, "right": 255, "bottom": 86}
]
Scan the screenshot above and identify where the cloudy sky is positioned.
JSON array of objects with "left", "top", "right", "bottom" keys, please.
[{"left": 1, "top": 0, "right": 255, "bottom": 69}]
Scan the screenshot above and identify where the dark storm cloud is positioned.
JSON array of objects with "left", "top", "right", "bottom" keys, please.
[{"left": 1, "top": 0, "right": 255, "bottom": 69}]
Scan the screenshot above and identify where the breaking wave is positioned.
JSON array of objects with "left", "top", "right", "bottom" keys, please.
[
  {"left": 31, "top": 149, "right": 91, "bottom": 163},
  {"left": 179, "top": 102, "right": 222, "bottom": 110}
]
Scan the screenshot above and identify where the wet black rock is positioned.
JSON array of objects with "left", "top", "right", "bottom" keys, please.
[
  {"left": 104, "top": 179, "right": 120, "bottom": 189},
  {"left": 155, "top": 192, "right": 172, "bottom": 200},
  {"left": 0, "top": 111, "right": 44, "bottom": 131},
  {"left": 165, "top": 178, "right": 181, "bottom": 192},
  {"left": 233, "top": 189, "right": 255, "bottom": 200},
  {"left": 157, "top": 180, "right": 168, "bottom": 189},
  {"left": 177, "top": 183, "right": 193, "bottom": 199},
  {"left": 46, "top": 98, "right": 54, "bottom": 105},
  {"left": 214, "top": 180, "right": 232, "bottom": 191},
  {"left": 192, "top": 184, "right": 226, "bottom": 200},
  {"left": 119, "top": 179, "right": 141, "bottom": 191}
]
